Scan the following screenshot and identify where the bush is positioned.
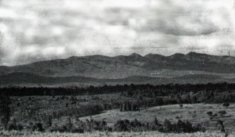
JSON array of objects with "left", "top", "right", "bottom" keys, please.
[
  {"left": 223, "top": 103, "right": 230, "bottom": 108},
  {"left": 218, "top": 110, "right": 227, "bottom": 117},
  {"left": 160, "top": 119, "right": 204, "bottom": 133},
  {"left": 33, "top": 122, "right": 44, "bottom": 132},
  {"left": 207, "top": 111, "right": 213, "bottom": 116},
  {"left": 114, "top": 119, "right": 130, "bottom": 131}
]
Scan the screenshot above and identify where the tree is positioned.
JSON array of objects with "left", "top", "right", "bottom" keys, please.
[
  {"left": 0, "top": 93, "right": 11, "bottom": 129},
  {"left": 163, "top": 119, "right": 172, "bottom": 132},
  {"left": 216, "top": 120, "right": 225, "bottom": 133},
  {"left": 114, "top": 119, "right": 130, "bottom": 131},
  {"left": 46, "top": 115, "right": 52, "bottom": 128}
]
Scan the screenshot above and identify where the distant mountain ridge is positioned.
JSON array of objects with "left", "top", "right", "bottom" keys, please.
[{"left": 1, "top": 52, "right": 235, "bottom": 86}]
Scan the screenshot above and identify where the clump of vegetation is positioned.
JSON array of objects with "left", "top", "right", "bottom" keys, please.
[
  {"left": 223, "top": 103, "right": 230, "bottom": 108},
  {"left": 112, "top": 118, "right": 204, "bottom": 133},
  {"left": 120, "top": 101, "right": 140, "bottom": 112}
]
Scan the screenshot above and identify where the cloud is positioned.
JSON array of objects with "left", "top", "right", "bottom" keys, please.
[
  {"left": 0, "top": 0, "right": 235, "bottom": 65},
  {"left": 130, "top": 0, "right": 232, "bottom": 36}
]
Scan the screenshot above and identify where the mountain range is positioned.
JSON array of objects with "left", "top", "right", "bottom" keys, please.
[{"left": 1, "top": 52, "right": 235, "bottom": 86}]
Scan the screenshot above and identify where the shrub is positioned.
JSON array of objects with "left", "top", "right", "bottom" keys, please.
[
  {"left": 33, "top": 122, "right": 44, "bottom": 132},
  {"left": 207, "top": 111, "right": 213, "bottom": 116},
  {"left": 114, "top": 119, "right": 130, "bottom": 131},
  {"left": 223, "top": 103, "right": 230, "bottom": 108},
  {"left": 218, "top": 110, "right": 227, "bottom": 117},
  {"left": 160, "top": 119, "right": 204, "bottom": 133}
]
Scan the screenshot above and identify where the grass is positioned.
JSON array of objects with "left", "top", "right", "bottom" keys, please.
[
  {"left": 4, "top": 97, "right": 235, "bottom": 136},
  {"left": 0, "top": 131, "right": 232, "bottom": 137},
  {"left": 8, "top": 95, "right": 235, "bottom": 132},
  {"left": 80, "top": 103, "right": 235, "bottom": 131}
]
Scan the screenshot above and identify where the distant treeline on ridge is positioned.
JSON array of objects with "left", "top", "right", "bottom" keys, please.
[{"left": 0, "top": 82, "right": 235, "bottom": 96}]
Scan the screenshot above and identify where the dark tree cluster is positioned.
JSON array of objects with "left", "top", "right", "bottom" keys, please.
[
  {"left": 120, "top": 101, "right": 140, "bottom": 112},
  {"left": 112, "top": 118, "right": 204, "bottom": 133},
  {"left": 8, "top": 117, "right": 203, "bottom": 133},
  {"left": 1, "top": 82, "right": 235, "bottom": 97}
]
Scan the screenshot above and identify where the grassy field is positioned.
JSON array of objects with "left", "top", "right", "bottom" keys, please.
[
  {"left": 3, "top": 96, "right": 235, "bottom": 136},
  {"left": 0, "top": 131, "right": 232, "bottom": 137},
  {"left": 2, "top": 84, "right": 235, "bottom": 136},
  {"left": 8, "top": 94, "right": 235, "bottom": 131},
  {"left": 80, "top": 103, "right": 235, "bottom": 131}
]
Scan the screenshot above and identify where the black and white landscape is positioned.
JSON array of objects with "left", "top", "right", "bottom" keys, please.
[{"left": 1, "top": 0, "right": 235, "bottom": 137}]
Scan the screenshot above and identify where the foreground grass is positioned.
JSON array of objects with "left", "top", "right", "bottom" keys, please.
[{"left": 0, "top": 131, "right": 233, "bottom": 137}]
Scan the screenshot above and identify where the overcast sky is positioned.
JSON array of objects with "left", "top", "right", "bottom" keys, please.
[{"left": 0, "top": 0, "right": 235, "bottom": 66}]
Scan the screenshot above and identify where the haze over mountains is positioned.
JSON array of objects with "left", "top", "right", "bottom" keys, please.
[{"left": 1, "top": 52, "right": 235, "bottom": 86}]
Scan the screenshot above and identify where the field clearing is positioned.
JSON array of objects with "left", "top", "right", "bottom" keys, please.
[
  {"left": 0, "top": 131, "right": 233, "bottom": 137},
  {"left": 80, "top": 103, "right": 235, "bottom": 131}
]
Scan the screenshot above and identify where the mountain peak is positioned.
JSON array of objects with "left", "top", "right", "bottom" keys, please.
[
  {"left": 129, "top": 53, "right": 142, "bottom": 58},
  {"left": 145, "top": 53, "right": 164, "bottom": 57},
  {"left": 68, "top": 56, "right": 79, "bottom": 59},
  {"left": 169, "top": 53, "right": 185, "bottom": 59},
  {"left": 187, "top": 52, "right": 207, "bottom": 57}
]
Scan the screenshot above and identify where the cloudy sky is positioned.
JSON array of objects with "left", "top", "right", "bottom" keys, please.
[{"left": 0, "top": 0, "right": 235, "bottom": 65}]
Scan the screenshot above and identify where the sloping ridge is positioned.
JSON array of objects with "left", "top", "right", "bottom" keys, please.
[{"left": 1, "top": 52, "right": 235, "bottom": 81}]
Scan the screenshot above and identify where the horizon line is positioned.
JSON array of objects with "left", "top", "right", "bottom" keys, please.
[{"left": 1, "top": 51, "right": 234, "bottom": 67}]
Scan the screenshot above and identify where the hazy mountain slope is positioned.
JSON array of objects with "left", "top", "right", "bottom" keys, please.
[
  {"left": 144, "top": 52, "right": 235, "bottom": 73},
  {"left": 1, "top": 52, "right": 235, "bottom": 80},
  {"left": 8, "top": 54, "right": 150, "bottom": 79}
]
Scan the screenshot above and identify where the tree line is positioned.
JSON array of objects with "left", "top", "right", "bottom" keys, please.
[{"left": 0, "top": 82, "right": 235, "bottom": 96}]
